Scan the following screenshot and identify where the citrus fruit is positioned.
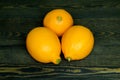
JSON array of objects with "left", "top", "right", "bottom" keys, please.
[
  {"left": 26, "top": 27, "right": 61, "bottom": 64},
  {"left": 43, "top": 9, "right": 73, "bottom": 36},
  {"left": 61, "top": 25, "right": 94, "bottom": 61}
]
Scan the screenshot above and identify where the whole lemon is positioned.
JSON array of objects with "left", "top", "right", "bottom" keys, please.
[
  {"left": 61, "top": 25, "right": 94, "bottom": 61},
  {"left": 26, "top": 27, "right": 61, "bottom": 64},
  {"left": 43, "top": 9, "right": 73, "bottom": 36}
]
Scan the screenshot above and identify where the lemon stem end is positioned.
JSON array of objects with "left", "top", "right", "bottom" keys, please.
[
  {"left": 57, "top": 16, "right": 62, "bottom": 22},
  {"left": 56, "top": 59, "right": 61, "bottom": 64},
  {"left": 66, "top": 57, "right": 71, "bottom": 62}
]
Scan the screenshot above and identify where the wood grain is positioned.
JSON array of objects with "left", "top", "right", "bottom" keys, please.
[
  {"left": 0, "top": 65, "right": 120, "bottom": 80},
  {"left": 0, "top": 0, "right": 120, "bottom": 8},
  {"left": 0, "top": 0, "right": 120, "bottom": 79}
]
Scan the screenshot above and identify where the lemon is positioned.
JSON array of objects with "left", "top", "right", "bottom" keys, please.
[
  {"left": 61, "top": 25, "right": 94, "bottom": 61},
  {"left": 26, "top": 27, "right": 61, "bottom": 64}
]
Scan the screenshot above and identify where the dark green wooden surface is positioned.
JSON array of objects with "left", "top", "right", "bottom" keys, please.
[{"left": 0, "top": 0, "right": 120, "bottom": 80}]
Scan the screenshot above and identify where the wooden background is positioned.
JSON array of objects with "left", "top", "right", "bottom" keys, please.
[{"left": 0, "top": 0, "right": 120, "bottom": 80}]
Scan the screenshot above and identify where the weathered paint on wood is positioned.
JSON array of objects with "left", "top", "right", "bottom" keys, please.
[{"left": 0, "top": 0, "right": 120, "bottom": 79}]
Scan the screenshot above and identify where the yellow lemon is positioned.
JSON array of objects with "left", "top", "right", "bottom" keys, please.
[
  {"left": 61, "top": 25, "right": 94, "bottom": 61},
  {"left": 43, "top": 9, "right": 73, "bottom": 36},
  {"left": 26, "top": 27, "right": 61, "bottom": 64}
]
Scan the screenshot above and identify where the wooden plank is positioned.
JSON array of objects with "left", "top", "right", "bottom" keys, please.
[
  {"left": 0, "top": 65, "right": 120, "bottom": 80},
  {"left": 0, "top": 7, "right": 120, "bottom": 19},
  {"left": 0, "top": 0, "right": 120, "bottom": 8},
  {"left": 0, "top": 7, "right": 120, "bottom": 32}
]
